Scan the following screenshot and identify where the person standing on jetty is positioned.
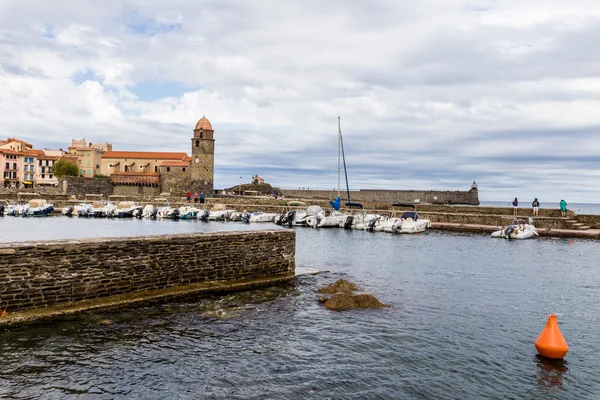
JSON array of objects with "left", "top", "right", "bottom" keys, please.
[
  {"left": 200, "top": 192, "right": 205, "bottom": 204},
  {"left": 193, "top": 192, "right": 199, "bottom": 203},
  {"left": 512, "top": 197, "right": 518, "bottom": 216},
  {"left": 532, "top": 198, "right": 540, "bottom": 216},
  {"left": 186, "top": 191, "right": 191, "bottom": 203},
  {"left": 560, "top": 199, "right": 567, "bottom": 217}
]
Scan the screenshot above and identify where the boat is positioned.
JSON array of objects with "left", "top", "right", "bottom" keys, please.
[
  {"left": 343, "top": 212, "right": 379, "bottom": 230},
  {"left": 248, "top": 211, "right": 277, "bottom": 223},
  {"left": 78, "top": 203, "right": 93, "bottom": 217},
  {"left": 330, "top": 117, "right": 363, "bottom": 212},
  {"left": 91, "top": 201, "right": 115, "bottom": 218},
  {"left": 275, "top": 209, "right": 309, "bottom": 227},
  {"left": 198, "top": 209, "right": 210, "bottom": 221},
  {"left": 26, "top": 199, "right": 54, "bottom": 216},
  {"left": 491, "top": 219, "right": 538, "bottom": 240},
  {"left": 0, "top": 200, "right": 7, "bottom": 216},
  {"left": 115, "top": 201, "right": 139, "bottom": 218},
  {"left": 398, "top": 211, "right": 431, "bottom": 234},
  {"left": 178, "top": 206, "right": 200, "bottom": 220},
  {"left": 141, "top": 204, "right": 158, "bottom": 219},
  {"left": 307, "top": 208, "right": 346, "bottom": 228}
]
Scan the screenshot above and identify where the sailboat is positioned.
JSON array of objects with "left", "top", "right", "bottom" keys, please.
[{"left": 330, "top": 117, "right": 363, "bottom": 211}]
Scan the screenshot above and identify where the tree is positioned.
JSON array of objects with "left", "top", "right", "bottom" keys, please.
[{"left": 53, "top": 159, "right": 80, "bottom": 178}]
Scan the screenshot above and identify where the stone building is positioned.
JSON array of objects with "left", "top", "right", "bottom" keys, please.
[{"left": 104, "top": 115, "right": 215, "bottom": 196}]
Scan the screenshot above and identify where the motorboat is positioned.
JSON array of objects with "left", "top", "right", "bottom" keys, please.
[
  {"left": 178, "top": 206, "right": 200, "bottom": 220},
  {"left": 91, "top": 201, "right": 110, "bottom": 218},
  {"left": 491, "top": 219, "right": 538, "bottom": 240},
  {"left": 78, "top": 203, "right": 93, "bottom": 217},
  {"left": 207, "top": 209, "right": 236, "bottom": 221},
  {"left": 398, "top": 211, "right": 431, "bottom": 234},
  {"left": 26, "top": 199, "right": 54, "bottom": 216},
  {"left": 198, "top": 209, "right": 210, "bottom": 221},
  {"left": 248, "top": 211, "right": 278, "bottom": 223},
  {"left": 276, "top": 209, "right": 309, "bottom": 227},
  {"left": 141, "top": 204, "right": 158, "bottom": 219},
  {"left": 0, "top": 200, "right": 8, "bottom": 216},
  {"left": 115, "top": 201, "right": 139, "bottom": 218},
  {"left": 344, "top": 212, "right": 379, "bottom": 230},
  {"left": 307, "top": 209, "right": 346, "bottom": 228}
]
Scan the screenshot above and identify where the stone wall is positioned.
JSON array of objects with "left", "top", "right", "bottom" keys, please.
[
  {"left": 0, "top": 230, "right": 295, "bottom": 313},
  {"left": 281, "top": 188, "right": 479, "bottom": 205},
  {"left": 113, "top": 185, "right": 161, "bottom": 198},
  {"left": 61, "top": 176, "right": 114, "bottom": 198}
]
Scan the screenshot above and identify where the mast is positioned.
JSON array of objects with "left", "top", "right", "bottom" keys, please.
[{"left": 337, "top": 116, "right": 341, "bottom": 198}]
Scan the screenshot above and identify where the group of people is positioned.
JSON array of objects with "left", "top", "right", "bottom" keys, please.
[
  {"left": 186, "top": 191, "right": 205, "bottom": 204},
  {"left": 512, "top": 198, "right": 568, "bottom": 217}
]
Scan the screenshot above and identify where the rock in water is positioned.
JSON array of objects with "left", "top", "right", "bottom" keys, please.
[
  {"left": 323, "top": 293, "right": 389, "bottom": 311},
  {"left": 318, "top": 279, "right": 361, "bottom": 294}
]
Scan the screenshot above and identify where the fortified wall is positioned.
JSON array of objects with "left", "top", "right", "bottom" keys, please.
[
  {"left": 281, "top": 188, "right": 480, "bottom": 205},
  {"left": 0, "top": 230, "right": 295, "bottom": 315}
]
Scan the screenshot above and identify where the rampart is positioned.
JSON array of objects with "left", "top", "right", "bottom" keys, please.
[
  {"left": 0, "top": 230, "right": 295, "bottom": 315},
  {"left": 281, "top": 188, "right": 479, "bottom": 205}
]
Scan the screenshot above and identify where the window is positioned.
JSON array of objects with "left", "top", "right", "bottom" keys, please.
[
  {"left": 4, "top": 162, "right": 8, "bottom": 169},
  {"left": 12, "top": 163, "right": 17, "bottom": 170},
  {"left": 42, "top": 174, "right": 45, "bottom": 179},
  {"left": 46, "top": 160, "right": 49, "bottom": 166},
  {"left": 166, "top": 167, "right": 170, "bottom": 172},
  {"left": 124, "top": 165, "right": 128, "bottom": 172},
  {"left": 154, "top": 166, "right": 158, "bottom": 173},
  {"left": 182, "top": 167, "right": 186, "bottom": 172},
  {"left": 88, "top": 160, "right": 91, "bottom": 165},
  {"left": 195, "top": 140, "right": 199, "bottom": 147},
  {"left": 48, "top": 167, "right": 53, "bottom": 173},
  {"left": 41, "top": 167, "right": 45, "bottom": 173},
  {"left": 12, "top": 172, "right": 16, "bottom": 178},
  {"left": 49, "top": 174, "right": 52, "bottom": 179},
  {"left": 88, "top": 169, "right": 91, "bottom": 175},
  {"left": 80, "top": 169, "right": 83, "bottom": 174},
  {"left": 39, "top": 160, "right": 42, "bottom": 166}
]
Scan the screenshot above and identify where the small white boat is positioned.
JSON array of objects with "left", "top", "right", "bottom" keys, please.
[
  {"left": 491, "top": 219, "right": 538, "bottom": 240},
  {"left": 0, "top": 200, "right": 9, "bottom": 216},
  {"left": 179, "top": 206, "right": 200, "bottom": 220},
  {"left": 78, "top": 203, "right": 93, "bottom": 217},
  {"left": 91, "top": 201, "right": 116, "bottom": 218},
  {"left": 115, "top": 201, "right": 139, "bottom": 218},
  {"left": 26, "top": 199, "right": 54, "bottom": 216},
  {"left": 248, "top": 211, "right": 278, "bottom": 223},
  {"left": 207, "top": 209, "right": 237, "bottom": 221},
  {"left": 345, "top": 212, "right": 379, "bottom": 230},
  {"left": 276, "top": 209, "right": 308, "bottom": 226},
  {"left": 398, "top": 211, "right": 431, "bottom": 234}
]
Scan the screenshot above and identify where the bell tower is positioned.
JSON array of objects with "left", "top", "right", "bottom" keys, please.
[{"left": 190, "top": 115, "right": 215, "bottom": 192}]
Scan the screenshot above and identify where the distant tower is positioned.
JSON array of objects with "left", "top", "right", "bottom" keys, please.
[{"left": 191, "top": 115, "right": 215, "bottom": 192}]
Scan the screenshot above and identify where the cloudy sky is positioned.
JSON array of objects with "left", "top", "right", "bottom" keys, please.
[{"left": 1, "top": 0, "right": 600, "bottom": 202}]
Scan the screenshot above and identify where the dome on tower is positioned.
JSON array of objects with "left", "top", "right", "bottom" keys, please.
[{"left": 194, "top": 115, "right": 213, "bottom": 130}]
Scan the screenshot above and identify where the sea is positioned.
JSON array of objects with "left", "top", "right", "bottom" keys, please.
[{"left": 0, "top": 217, "right": 599, "bottom": 399}]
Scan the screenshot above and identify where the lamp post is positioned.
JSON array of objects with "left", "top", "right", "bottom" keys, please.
[{"left": 239, "top": 176, "right": 242, "bottom": 196}]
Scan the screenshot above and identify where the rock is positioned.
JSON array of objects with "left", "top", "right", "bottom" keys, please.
[
  {"left": 323, "top": 293, "right": 389, "bottom": 312},
  {"left": 318, "top": 279, "right": 360, "bottom": 294}
]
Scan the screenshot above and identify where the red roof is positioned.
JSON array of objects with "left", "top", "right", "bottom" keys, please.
[
  {"left": 38, "top": 154, "right": 61, "bottom": 160},
  {"left": 0, "top": 149, "right": 21, "bottom": 155},
  {"left": 23, "top": 149, "right": 44, "bottom": 157},
  {"left": 7, "top": 138, "right": 33, "bottom": 148},
  {"left": 160, "top": 161, "right": 190, "bottom": 167},
  {"left": 59, "top": 156, "right": 79, "bottom": 164},
  {"left": 102, "top": 151, "right": 188, "bottom": 160}
]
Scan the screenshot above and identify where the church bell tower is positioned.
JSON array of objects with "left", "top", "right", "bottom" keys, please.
[{"left": 191, "top": 115, "right": 215, "bottom": 192}]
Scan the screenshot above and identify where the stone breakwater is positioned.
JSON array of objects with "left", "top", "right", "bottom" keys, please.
[{"left": 0, "top": 230, "right": 295, "bottom": 319}]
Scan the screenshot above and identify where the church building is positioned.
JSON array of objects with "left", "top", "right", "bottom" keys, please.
[{"left": 103, "top": 115, "right": 215, "bottom": 195}]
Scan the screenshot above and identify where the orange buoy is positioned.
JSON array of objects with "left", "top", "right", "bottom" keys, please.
[{"left": 535, "top": 314, "right": 568, "bottom": 359}]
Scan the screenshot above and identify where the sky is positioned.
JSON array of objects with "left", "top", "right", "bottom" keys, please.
[{"left": 1, "top": 0, "right": 600, "bottom": 202}]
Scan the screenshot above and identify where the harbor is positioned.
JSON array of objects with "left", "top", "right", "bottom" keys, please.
[{"left": 0, "top": 217, "right": 598, "bottom": 398}]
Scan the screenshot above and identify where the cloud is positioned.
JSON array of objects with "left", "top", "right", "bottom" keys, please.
[{"left": 1, "top": 0, "right": 600, "bottom": 201}]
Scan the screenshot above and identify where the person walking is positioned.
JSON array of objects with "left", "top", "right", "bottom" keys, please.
[
  {"left": 186, "top": 191, "right": 191, "bottom": 203},
  {"left": 532, "top": 198, "right": 540, "bottom": 217},
  {"left": 560, "top": 199, "right": 567, "bottom": 217},
  {"left": 512, "top": 197, "right": 518, "bottom": 216},
  {"left": 193, "top": 192, "right": 199, "bottom": 203},
  {"left": 200, "top": 192, "right": 205, "bottom": 204}
]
